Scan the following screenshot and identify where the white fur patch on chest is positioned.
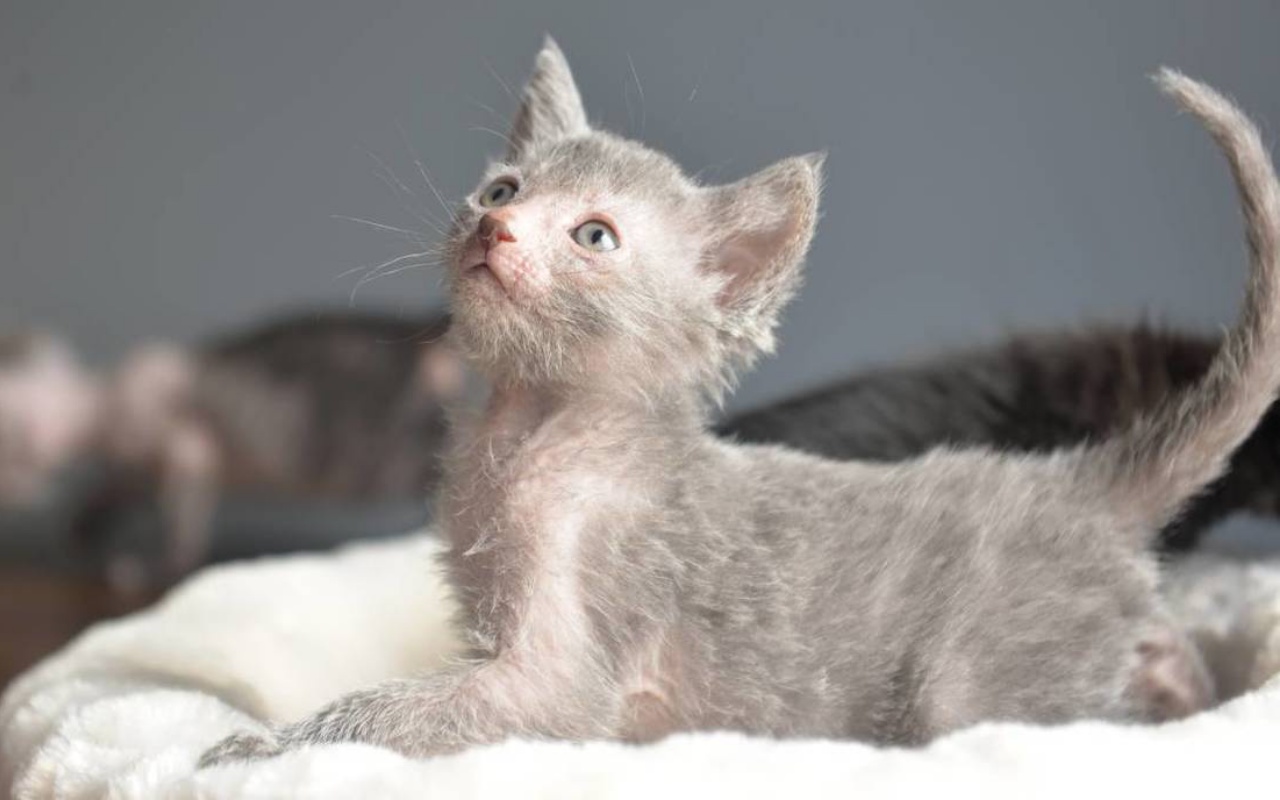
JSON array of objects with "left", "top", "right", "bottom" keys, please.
[{"left": 465, "top": 414, "right": 627, "bottom": 663}]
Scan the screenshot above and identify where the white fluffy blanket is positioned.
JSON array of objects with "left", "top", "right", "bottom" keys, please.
[{"left": 3, "top": 533, "right": 1280, "bottom": 799}]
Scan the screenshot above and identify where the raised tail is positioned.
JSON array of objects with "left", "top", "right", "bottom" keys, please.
[{"left": 1082, "top": 69, "right": 1280, "bottom": 536}]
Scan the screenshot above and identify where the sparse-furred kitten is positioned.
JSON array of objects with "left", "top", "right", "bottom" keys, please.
[
  {"left": 0, "top": 311, "right": 462, "bottom": 582},
  {"left": 720, "top": 324, "right": 1280, "bottom": 553},
  {"left": 201, "top": 41, "right": 1280, "bottom": 765}
]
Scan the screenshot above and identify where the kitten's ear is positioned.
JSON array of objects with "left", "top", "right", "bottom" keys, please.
[
  {"left": 702, "top": 153, "right": 824, "bottom": 351},
  {"left": 507, "top": 37, "right": 590, "bottom": 161}
]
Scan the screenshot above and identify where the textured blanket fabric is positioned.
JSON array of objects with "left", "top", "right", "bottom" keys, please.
[{"left": 2, "top": 533, "right": 1279, "bottom": 799}]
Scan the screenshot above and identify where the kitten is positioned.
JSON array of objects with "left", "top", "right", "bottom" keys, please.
[
  {"left": 0, "top": 310, "right": 462, "bottom": 580},
  {"left": 202, "top": 41, "right": 1275, "bottom": 764},
  {"left": 720, "top": 325, "right": 1280, "bottom": 552}
]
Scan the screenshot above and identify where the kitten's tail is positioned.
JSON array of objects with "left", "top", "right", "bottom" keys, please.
[{"left": 1084, "top": 70, "right": 1280, "bottom": 538}]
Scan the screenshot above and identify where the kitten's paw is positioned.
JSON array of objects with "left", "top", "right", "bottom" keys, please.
[{"left": 197, "top": 729, "right": 285, "bottom": 768}]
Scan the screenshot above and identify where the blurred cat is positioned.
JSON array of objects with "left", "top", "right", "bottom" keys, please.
[{"left": 0, "top": 310, "right": 462, "bottom": 582}]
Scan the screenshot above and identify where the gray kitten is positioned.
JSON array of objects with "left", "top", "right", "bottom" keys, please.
[{"left": 201, "top": 41, "right": 1279, "bottom": 765}]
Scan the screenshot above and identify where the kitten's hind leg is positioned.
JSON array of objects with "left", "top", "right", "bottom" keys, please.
[{"left": 1129, "top": 627, "right": 1216, "bottom": 721}]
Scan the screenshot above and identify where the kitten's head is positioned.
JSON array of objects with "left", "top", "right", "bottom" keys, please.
[
  {"left": 445, "top": 38, "right": 822, "bottom": 400},
  {"left": 0, "top": 333, "right": 98, "bottom": 505}
]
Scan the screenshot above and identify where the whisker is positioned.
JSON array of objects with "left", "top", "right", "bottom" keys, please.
[
  {"left": 484, "top": 60, "right": 516, "bottom": 100},
  {"left": 369, "top": 173, "right": 449, "bottom": 236},
  {"left": 348, "top": 261, "right": 435, "bottom": 304},
  {"left": 335, "top": 261, "right": 382, "bottom": 281},
  {"left": 469, "top": 125, "right": 515, "bottom": 148},
  {"left": 396, "top": 122, "right": 460, "bottom": 228},
  {"left": 330, "top": 215, "right": 429, "bottom": 243},
  {"left": 627, "top": 53, "right": 646, "bottom": 135},
  {"left": 466, "top": 97, "right": 501, "bottom": 120},
  {"left": 359, "top": 147, "right": 418, "bottom": 199},
  {"left": 357, "top": 146, "right": 451, "bottom": 234},
  {"left": 363, "top": 260, "right": 435, "bottom": 282},
  {"left": 622, "top": 75, "right": 634, "bottom": 132},
  {"left": 336, "top": 249, "right": 435, "bottom": 281}
]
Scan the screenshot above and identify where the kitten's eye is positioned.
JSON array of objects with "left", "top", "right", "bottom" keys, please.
[
  {"left": 571, "top": 220, "right": 620, "bottom": 252},
  {"left": 478, "top": 179, "right": 518, "bottom": 208}
]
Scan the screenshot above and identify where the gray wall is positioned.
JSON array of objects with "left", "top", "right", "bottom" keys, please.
[
  {"left": 5, "top": 1, "right": 1280, "bottom": 408},
  {"left": 4, "top": 2, "right": 1280, "bottom": 548}
]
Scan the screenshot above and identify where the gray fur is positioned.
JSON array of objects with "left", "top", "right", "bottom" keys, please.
[{"left": 200, "top": 47, "right": 1274, "bottom": 766}]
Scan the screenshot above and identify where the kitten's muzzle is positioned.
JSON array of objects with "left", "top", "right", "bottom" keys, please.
[{"left": 461, "top": 212, "right": 525, "bottom": 296}]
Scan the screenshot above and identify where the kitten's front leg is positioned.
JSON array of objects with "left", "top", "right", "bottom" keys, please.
[{"left": 198, "top": 660, "right": 619, "bottom": 767}]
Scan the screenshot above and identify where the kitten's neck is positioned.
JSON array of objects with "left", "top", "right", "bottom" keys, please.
[
  {"left": 441, "top": 378, "right": 703, "bottom": 538},
  {"left": 473, "top": 380, "right": 704, "bottom": 444},
  {"left": 441, "top": 379, "right": 701, "bottom": 655}
]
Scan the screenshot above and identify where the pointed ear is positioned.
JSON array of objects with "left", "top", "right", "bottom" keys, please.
[
  {"left": 702, "top": 153, "right": 824, "bottom": 350},
  {"left": 507, "top": 37, "right": 590, "bottom": 161}
]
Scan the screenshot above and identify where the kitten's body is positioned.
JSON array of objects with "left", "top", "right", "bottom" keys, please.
[
  {"left": 448, "top": 393, "right": 1168, "bottom": 743},
  {"left": 201, "top": 44, "right": 1278, "bottom": 764},
  {"left": 722, "top": 326, "right": 1280, "bottom": 552}
]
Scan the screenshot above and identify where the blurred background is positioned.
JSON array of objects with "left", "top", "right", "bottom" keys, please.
[{"left": 2, "top": 1, "right": 1280, "bottom": 682}]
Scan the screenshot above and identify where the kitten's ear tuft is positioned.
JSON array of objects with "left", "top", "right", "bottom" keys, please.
[
  {"left": 507, "top": 37, "right": 590, "bottom": 161},
  {"left": 702, "top": 153, "right": 824, "bottom": 351}
]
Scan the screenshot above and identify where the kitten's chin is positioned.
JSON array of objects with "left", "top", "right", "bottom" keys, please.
[
  {"left": 448, "top": 298, "right": 574, "bottom": 386},
  {"left": 457, "top": 262, "right": 505, "bottom": 295},
  {"left": 450, "top": 271, "right": 515, "bottom": 333}
]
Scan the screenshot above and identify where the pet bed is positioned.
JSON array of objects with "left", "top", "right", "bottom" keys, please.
[{"left": 3, "top": 532, "right": 1280, "bottom": 799}]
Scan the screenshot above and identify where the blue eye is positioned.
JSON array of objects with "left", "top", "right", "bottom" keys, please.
[
  {"left": 572, "top": 220, "right": 620, "bottom": 252},
  {"left": 479, "top": 180, "right": 518, "bottom": 208}
]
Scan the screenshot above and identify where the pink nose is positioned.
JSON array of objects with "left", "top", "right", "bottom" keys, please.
[{"left": 478, "top": 213, "right": 517, "bottom": 248}]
